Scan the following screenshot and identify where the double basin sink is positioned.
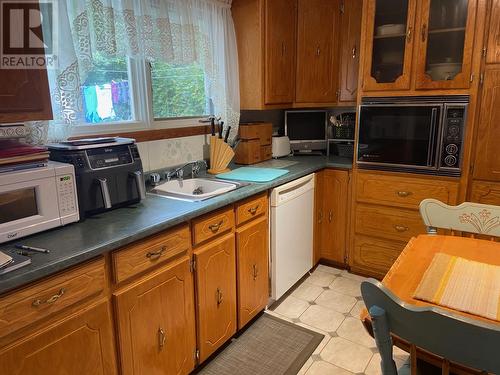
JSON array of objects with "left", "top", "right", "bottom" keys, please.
[{"left": 149, "top": 178, "right": 244, "bottom": 202}]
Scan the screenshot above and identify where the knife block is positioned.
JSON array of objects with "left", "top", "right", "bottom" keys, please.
[{"left": 208, "top": 136, "right": 235, "bottom": 174}]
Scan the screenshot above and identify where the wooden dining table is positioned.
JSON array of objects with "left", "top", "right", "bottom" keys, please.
[{"left": 360, "top": 234, "right": 500, "bottom": 374}]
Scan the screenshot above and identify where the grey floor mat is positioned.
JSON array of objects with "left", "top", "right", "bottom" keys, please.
[{"left": 197, "top": 313, "right": 324, "bottom": 375}]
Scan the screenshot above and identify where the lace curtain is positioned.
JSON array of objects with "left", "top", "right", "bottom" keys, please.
[{"left": 46, "top": 0, "right": 239, "bottom": 141}]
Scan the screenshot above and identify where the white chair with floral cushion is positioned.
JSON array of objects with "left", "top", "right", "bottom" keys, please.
[{"left": 419, "top": 198, "right": 500, "bottom": 239}]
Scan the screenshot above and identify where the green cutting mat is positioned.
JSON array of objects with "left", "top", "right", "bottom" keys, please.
[{"left": 216, "top": 167, "right": 289, "bottom": 182}]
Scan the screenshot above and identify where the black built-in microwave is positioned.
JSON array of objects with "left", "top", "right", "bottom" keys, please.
[{"left": 357, "top": 96, "right": 468, "bottom": 176}]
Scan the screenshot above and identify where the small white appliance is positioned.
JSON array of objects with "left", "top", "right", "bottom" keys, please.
[
  {"left": 271, "top": 136, "right": 291, "bottom": 158},
  {"left": 0, "top": 161, "right": 79, "bottom": 244},
  {"left": 270, "top": 173, "right": 314, "bottom": 300}
]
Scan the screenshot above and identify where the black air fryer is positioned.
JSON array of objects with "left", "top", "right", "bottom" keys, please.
[{"left": 48, "top": 137, "right": 146, "bottom": 219}]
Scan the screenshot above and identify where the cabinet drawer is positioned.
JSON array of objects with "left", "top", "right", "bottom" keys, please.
[
  {"left": 355, "top": 204, "right": 427, "bottom": 242},
  {"left": 192, "top": 207, "right": 235, "bottom": 246},
  {"left": 235, "top": 139, "right": 261, "bottom": 165},
  {"left": 0, "top": 259, "right": 105, "bottom": 338},
  {"left": 112, "top": 224, "right": 191, "bottom": 283},
  {"left": 351, "top": 235, "right": 405, "bottom": 279},
  {"left": 239, "top": 123, "right": 273, "bottom": 145},
  {"left": 260, "top": 145, "right": 272, "bottom": 161},
  {"left": 236, "top": 193, "right": 268, "bottom": 226},
  {"left": 356, "top": 173, "right": 458, "bottom": 210}
]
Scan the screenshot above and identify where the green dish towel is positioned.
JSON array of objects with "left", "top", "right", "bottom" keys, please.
[{"left": 216, "top": 167, "right": 289, "bottom": 182}]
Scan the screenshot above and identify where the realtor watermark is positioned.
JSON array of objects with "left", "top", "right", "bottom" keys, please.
[{"left": 1, "top": 0, "right": 58, "bottom": 69}]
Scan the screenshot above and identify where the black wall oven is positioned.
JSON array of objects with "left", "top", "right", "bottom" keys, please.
[{"left": 357, "top": 96, "right": 468, "bottom": 176}]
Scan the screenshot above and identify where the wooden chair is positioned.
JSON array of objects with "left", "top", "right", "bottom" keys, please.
[
  {"left": 419, "top": 198, "right": 500, "bottom": 239},
  {"left": 361, "top": 278, "right": 500, "bottom": 375}
]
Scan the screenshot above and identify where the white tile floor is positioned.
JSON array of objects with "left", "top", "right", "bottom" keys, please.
[{"left": 266, "top": 265, "right": 410, "bottom": 375}]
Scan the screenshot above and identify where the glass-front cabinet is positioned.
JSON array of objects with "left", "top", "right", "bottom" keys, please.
[
  {"left": 415, "top": 0, "right": 477, "bottom": 89},
  {"left": 362, "top": 0, "right": 417, "bottom": 91}
]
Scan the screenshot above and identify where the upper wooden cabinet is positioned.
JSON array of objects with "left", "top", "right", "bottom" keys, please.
[
  {"left": 362, "top": 0, "right": 417, "bottom": 91},
  {"left": 295, "top": 0, "right": 340, "bottom": 103},
  {"left": 0, "top": 69, "right": 52, "bottom": 123},
  {"left": 265, "top": 0, "right": 297, "bottom": 104},
  {"left": 113, "top": 257, "right": 196, "bottom": 375},
  {"left": 414, "top": 0, "right": 478, "bottom": 89},
  {"left": 472, "top": 67, "right": 500, "bottom": 181},
  {"left": 338, "top": 0, "right": 363, "bottom": 103},
  {"left": 485, "top": 0, "right": 500, "bottom": 64},
  {"left": 361, "top": 0, "right": 478, "bottom": 92}
]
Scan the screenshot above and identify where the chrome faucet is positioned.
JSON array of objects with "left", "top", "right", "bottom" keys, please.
[{"left": 166, "top": 160, "right": 208, "bottom": 182}]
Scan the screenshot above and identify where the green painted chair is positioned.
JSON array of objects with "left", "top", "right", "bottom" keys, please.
[{"left": 361, "top": 278, "right": 500, "bottom": 375}]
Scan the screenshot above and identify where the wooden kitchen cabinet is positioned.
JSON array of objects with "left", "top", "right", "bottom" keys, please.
[
  {"left": 295, "top": 0, "right": 340, "bottom": 103},
  {"left": 470, "top": 180, "right": 500, "bottom": 204},
  {"left": 194, "top": 233, "right": 237, "bottom": 362},
  {"left": 236, "top": 216, "right": 269, "bottom": 329},
  {"left": 338, "top": 0, "right": 363, "bottom": 103},
  {"left": 113, "top": 256, "right": 196, "bottom": 375},
  {"left": 472, "top": 67, "right": 500, "bottom": 181},
  {"left": 315, "top": 169, "right": 350, "bottom": 266},
  {"left": 485, "top": 0, "right": 500, "bottom": 64},
  {"left": 414, "top": 0, "right": 478, "bottom": 90},
  {"left": 361, "top": 0, "right": 417, "bottom": 91},
  {"left": 0, "top": 301, "right": 117, "bottom": 374},
  {"left": 232, "top": 0, "right": 296, "bottom": 109}
]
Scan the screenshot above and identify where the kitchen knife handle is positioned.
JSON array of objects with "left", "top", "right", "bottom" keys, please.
[{"left": 97, "top": 178, "right": 112, "bottom": 209}]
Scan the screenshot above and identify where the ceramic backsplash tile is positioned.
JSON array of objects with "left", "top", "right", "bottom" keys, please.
[{"left": 139, "top": 135, "right": 209, "bottom": 172}]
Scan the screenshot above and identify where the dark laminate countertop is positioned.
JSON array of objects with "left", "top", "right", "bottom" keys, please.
[{"left": 0, "top": 155, "right": 352, "bottom": 294}]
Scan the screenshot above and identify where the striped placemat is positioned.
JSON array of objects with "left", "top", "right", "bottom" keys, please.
[{"left": 414, "top": 252, "right": 500, "bottom": 321}]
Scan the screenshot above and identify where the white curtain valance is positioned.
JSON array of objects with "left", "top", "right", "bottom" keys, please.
[{"left": 47, "top": 0, "right": 239, "bottom": 141}]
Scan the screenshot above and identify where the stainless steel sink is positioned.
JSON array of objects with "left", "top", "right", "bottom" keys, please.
[{"left": 149, "top": 178, "right": 243, "bottom": 202}]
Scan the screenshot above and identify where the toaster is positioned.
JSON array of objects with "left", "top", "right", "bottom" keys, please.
[
  {"left": 48, "top": 137, "right": 146, "bottom": 219},
  {"left": 272, "top": 136, "right": 291, "bottom": 158}
]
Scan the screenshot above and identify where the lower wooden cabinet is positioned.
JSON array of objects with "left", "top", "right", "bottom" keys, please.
[
  {"left": 0, "top": 301, "right": 117, "bottom": 375},
  {"left": 315, "top": 169, "right": 350, "bottom": 265},
  {"left": 470, "top": 180, "right": 500, "bottom": 204},
  {"left": 236, "top": 216, "right": 269, "bottom": 329},
  {"left": 113, "top": 256, "right": 196, "bottom": 375},
  {"left": 194, "top": 233, "right": 237, "bottom": 362}
]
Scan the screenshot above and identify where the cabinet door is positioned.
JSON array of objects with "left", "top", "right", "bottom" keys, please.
[
  {"left": 414, "top": 0, "right": 478, "bottom": 89},
  {"left": 1, "top": 301, "right": 117, "bottom": 375},
  {"left": 362, "top": 0, "right": 417, "bottom": 91},
  {"left": 265, "top": 0, "right": 296, "bottom": 104},
  {"left": 114, "top": 257, "right": 196, "bottom": 375},
  {"left": 0, "top": 69, "right": 52, "bottom": 123},
  {"left": 486, "top": 0, "right": 500, "bottom": 64},
  {"left": 295, "top": 0, "right": 339, "bottom": 103},
  {"left": 236, "top": 216, "right": 269, "bottom": 329},
  {"left": 320, "top": 170, "right": 349, "bottom": 264},
  {"left": 194, "top": 233, "right": 237, "bottom": 362},
  {"left": 313, "top": 171, "right": 325, "bottom": 264},
  {"left": 473, "top": 67, "right": 500, "bottom": 181},
  {"left": 470, "top": 181, "right": 500, "bottom": 204},
  {"left": 338, "top": 0, "right": 363, "bottom": 102}
]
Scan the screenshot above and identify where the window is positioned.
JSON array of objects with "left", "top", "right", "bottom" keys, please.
[
  {"left": 80, "top": 54, "right": 132, "bottom": 124},
  {"left": 151, "top": 61, "right": 209, "bottom": 120}
]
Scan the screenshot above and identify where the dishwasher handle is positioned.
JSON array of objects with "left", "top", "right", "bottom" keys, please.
[{"left": 270, "top": 173, "right": 315, "bottom": 207}]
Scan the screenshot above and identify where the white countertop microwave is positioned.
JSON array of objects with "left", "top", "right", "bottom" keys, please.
[{"left": 0, "top": 161, "right": 79, "bottom": 244}]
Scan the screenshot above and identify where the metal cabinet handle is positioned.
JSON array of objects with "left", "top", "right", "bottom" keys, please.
[
  {"left": 248, "top": 204, "right": 260, "bottom": 215},
  {"left": 406, "top": 26, "right": 412, "bottom": 43},
  {"left": 158, "top": 327, "right": 167, "bottom": 349},
  {"left": 394, "top": 225, "right": 409, "bottom": 233},
  {"left": 216, "top": 288, "right": 223, "bottom": 306},
  {"left": 281, "top": 42, "right": 286, "bottom": 56},
  {"left": 130, "top": 171, "right": 146, "bottom": 200},
  {"left": 209, "top": 220, "right": 223, "bottom": 232},
  {"left": 252, "top": 264, "right": 259, "bottom": 280},
  {"left": 316, "top": 46, "right": 321, "bottom": 56},
  {"left": 318, "top": 210, "right": 323, "bottom": 224},
  {"left": 352, "top": 45, "right": 357, "bottom": 59},
  {"left": 147, "top": 245, "right": 167, "bottom": 260},
  {"left": 97, "top": 178, "right": 112, "bottom": 209},
  {"left": 328, "top": 211, "right": 333, "bottom": 223},
  {"left": 421, "top": 23, "right": 427, "bottom": 42},
  {"left": 32, "top": 288, "right": 66, "bottom": 307},
  {"left": 396, "top": 191, "right": 412, "bottom": 198}
]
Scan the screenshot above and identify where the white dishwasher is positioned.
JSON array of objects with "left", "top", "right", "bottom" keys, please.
[{"left": 270, "top": 173, "right": 315, "bottom": 300}]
